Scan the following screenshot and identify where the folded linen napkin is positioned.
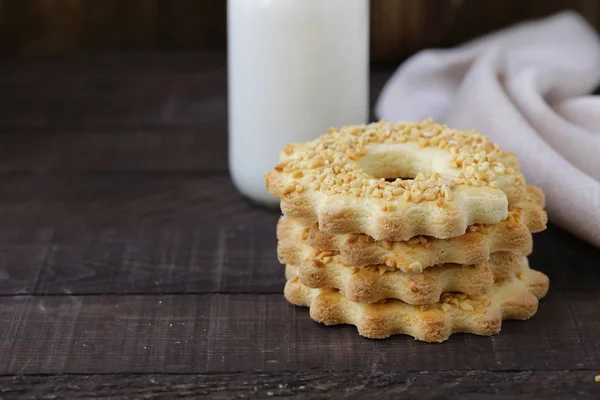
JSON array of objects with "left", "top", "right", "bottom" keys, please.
[{"left": 376, "top": 11, "right": 600, "bottom": 248}]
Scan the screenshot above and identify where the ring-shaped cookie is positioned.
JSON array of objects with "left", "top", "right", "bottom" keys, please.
[{"left": 266, "top": 120, "right": 527, "bottom": 241}]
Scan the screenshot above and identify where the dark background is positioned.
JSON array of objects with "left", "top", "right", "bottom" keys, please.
[
  {"left": 1, "top": 1, "right": 600, "bottom": 398},
  {"left": 0, "top": 0, "right": 599, "bottom": 62}
]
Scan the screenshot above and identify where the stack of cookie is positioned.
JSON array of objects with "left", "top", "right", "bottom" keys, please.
[{"left": 265, "top": 120, "right": 549, "bottom": 342}]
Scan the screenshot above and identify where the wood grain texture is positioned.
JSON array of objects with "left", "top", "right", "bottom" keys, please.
[
  {"left": 0, "top": 53, "right": 389, "bottom": 129},
  {"left": 80, "top": 0, "right": 160, "bottom": 50},
  {"left": 0, "top": 55, "right": 389, "bottom": 173},
  {"left": 0, "top": 291, "right": 599, "bottom": 375},
  {"left": 2, "top": 371, "right": 599, "bottom": 399},
  {"left": 370, "top": 0, "right": 461, "bottom": 62},
  {"left": 0, "top": 174, "right": 596, "bottom": 296},
  {"left": 0, "top": 228, "right": 54, "bottom": 294},
  {"left": 0, "top": 124, "right": 227, "bottom": 172},
  {"left": 0, "top": 54, "right": 598, "bottom": 398},
  {"left": 1, "top": 0, "right": 599, "bottom": 63},
  {"left": 156, "top": 0, "right": 226, "bottom": 50},
  {"left": 34, "top": 223, "right": 282, "bottom": 295},
  {"left": 0, "top": 54, "right": 226, "bottom": 126},
  {"left": 0, "top": 0, "right": 225, "bottom": 54},
  {"left": 0, "top": 176, "right": 272, "bottom": 227}
]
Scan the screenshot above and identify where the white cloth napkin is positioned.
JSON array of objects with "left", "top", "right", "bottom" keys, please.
[{"left": 376, "top": 11, "right": 600, "bottom": 248}]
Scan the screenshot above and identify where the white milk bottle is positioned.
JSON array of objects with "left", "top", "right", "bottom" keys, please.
[{"left": 228, "top": 0, "right": 369, "bottom": 206}]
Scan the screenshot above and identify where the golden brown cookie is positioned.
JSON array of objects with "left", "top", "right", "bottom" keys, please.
[
  {"left": 284, "top": 264, "right": 549, "bottom": 342},
  {"left": 278, "top": 185, "right": 546, "bottom": 272},
  {"left": 284, "top": 252, "right": 524, "bottom": 305},
  {"left": 266, "top": 120, "right": 527, "bottom": 241}
]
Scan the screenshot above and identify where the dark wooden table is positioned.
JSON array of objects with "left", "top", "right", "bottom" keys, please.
[{"left": 0, "top": 54, "right": 599, "bottom": 399}]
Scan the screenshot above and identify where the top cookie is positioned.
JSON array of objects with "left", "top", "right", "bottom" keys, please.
[{"left": 265, "top": 120, "right": 527, "bottom": 241}]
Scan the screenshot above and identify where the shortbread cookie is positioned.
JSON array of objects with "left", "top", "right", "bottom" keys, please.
[
  {"left": 279, "top": 185, "right": 546, "bottom": 271},
  {"left": 266, "top": 120, "right": 527, "bottom": 241},
  {"left": 284, "top": 252, "right": 524, "bottom": 305},
  {"left": 284, "top": 266, "right": 549, "bottom": 342},
  {"left": 277, "top": 207, "right": 531, "bottom": 278}
]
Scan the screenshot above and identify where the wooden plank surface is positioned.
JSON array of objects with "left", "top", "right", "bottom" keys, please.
[
  {"left": 0, "top": 228, "right": 54, "bottom": 295},
  {"left": 0, "top": 124, "right": 227, "bottom": 173},
  {"left": 2, "top": 371, "right": 599, "bottom": 399},
  {"left": 0, "top": 54, "right": 227, "bottom": 125},
  {"left": 34, "top": 222, "right": 281, "bottom": 295},
  {"left": 0, "top": 175, "right": 597, "bottom": 296},
  {"left": 1, "top": 291, "right": 599, "bottom": 376},
  {"left": 0, "top": 55, "right": 390, "bottom": 174},
  {"left": 0, "top": 54, "right": 598, "bottom": 399},
  {"left": 0, "top": 176, "right": 269, "bottom": 227}
]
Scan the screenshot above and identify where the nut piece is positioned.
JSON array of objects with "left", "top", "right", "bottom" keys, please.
[
  {"left": 409, "top": 261, "right": 424, "bottom": 272},
  {"left": 270, "top": 120, "right": 515, "bottom": 203}
]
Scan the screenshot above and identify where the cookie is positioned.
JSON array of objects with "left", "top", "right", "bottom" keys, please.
[
  {"left": 284, "top": 264, "right": 549, "bottom": 342},
  {"left": 278, "top": 185, "right": 546, "bottom": 271},
  {"left": 284, "top": 252, "right": 525, "bottom": 305},
  {"left": 266, "top": 120, "right": 527, "bottom": 241}
]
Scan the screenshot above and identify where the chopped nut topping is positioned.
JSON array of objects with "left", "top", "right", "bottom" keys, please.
[
  {"left": 467, "top": 225, "right": 480, "bottom": 233},
  {"left": 407, "top": 237, "right": 421, "bottom": 245},
  {"left": 271, "top": 120, "right": 514, "bottom": 203},
  {"left": 283, "top": 144, "right": 294, "bottom": 155},
  {"left": 409, "top": 261, "right": 424, "bottom": 272},
  {"left": 300, "top": 229, "right": 309, "bottom": 240},
  {"left": 282, "top": 183, "right": 295, "bottom": 195},
  {"left": 381, "top": 204, "right": 397, "bottom": 212},
  {"left": 474, "top": 303, "right": 486, "bottom": 313}
]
